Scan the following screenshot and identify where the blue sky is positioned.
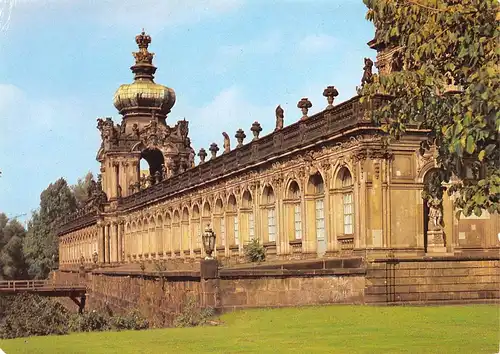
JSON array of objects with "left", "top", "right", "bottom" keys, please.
[{"left": 0, "top": 0, "right": 375, "bottom": 222}]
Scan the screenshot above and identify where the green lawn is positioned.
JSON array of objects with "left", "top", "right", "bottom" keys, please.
[{"left": 0, "top": 305, "right": 498, "bottom": 354}]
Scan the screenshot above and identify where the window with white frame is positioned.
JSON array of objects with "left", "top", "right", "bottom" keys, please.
[
  {"left": 234, "top": 216, "right": 239, "bottom": 245},
  {"left": 294, "top": 203, "right": 302, "bottom": 239},
  {"left": 315, "top": 198, "right": 325, "bottom": 240},
  {"left": 343, "top": 192, "right": 354, "bottom": 235},
  {"left": 249, "top": 213, "right": 255, "bottom": 240},
  {"left": 220, "top": 217, "right": 226, "bottom": 246},
  {"left": 268, "top": 208, "right": 276, "bottom": 242}
]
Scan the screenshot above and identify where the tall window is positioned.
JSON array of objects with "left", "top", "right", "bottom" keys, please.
[
  {"left": 220, "top": 217, "right": 226, "bottom": 246},
  {"left": 262, "top": 186, "right": 276, "bottom": 243},
  {"left": 315, "top": 199, "right": 325, "bottom": 239},
  {"left": 288, "top": 181, "right": 302, "bottom": 240},
  {"left": 249, "top": 213, "right": 255, "bottom": 240},
  {"left": 268, "top": 208, "right": 276, "bottom": 242},
  {"left": 338, "top": 168, "right": 354, "bottom": 235},
  {"left": 234, "top": 217, "right": 239, "bottom": 245},
  {"left": 294, "top": 204, "right": 302, "bottom": 239},
  {"left": 343, "top": 193, "right": 354, "bottom": 235}
]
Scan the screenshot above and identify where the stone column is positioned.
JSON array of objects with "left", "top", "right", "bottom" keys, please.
[
  {"left": 97, "top": 222, "right": 105, "bottom": 263},
  {"left": 105, "top": 223, "right": 111, "bottom": 263},
  {"left": 114, "top": 222, "right": 119, "bottom": 263},
  {"left": 200, "top": 259, "right": 220, "bottom": 309}
]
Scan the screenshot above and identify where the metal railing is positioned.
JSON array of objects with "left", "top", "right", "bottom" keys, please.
[{"left": 0, "top": 280, "right": 85, "bottom": 292}]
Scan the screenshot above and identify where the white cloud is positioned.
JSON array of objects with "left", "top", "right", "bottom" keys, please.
[{"left": 298, "top": 34, "right": 337, "bottom": 54}]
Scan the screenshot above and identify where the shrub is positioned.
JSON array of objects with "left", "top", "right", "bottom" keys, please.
[
  {"left": 244, "top": 238, "right": 266, "bottom": 263},
  {"left": 0, "top": 294, "right": 70, "bottom": 339},
  {"left": 173, "top": 296, "right": 215, "bottom": 328},
  {"left": 69, "top": 310, "right": 110, "bottom": 332},
  {"left": 111, "top": 310, "right": 149, "bottom": 331}
]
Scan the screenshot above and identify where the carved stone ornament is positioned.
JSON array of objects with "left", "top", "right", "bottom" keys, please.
[
  {"left": 235, "top": 129, "right": 246, "bottom": 148},
  {"left": 297, "top": 98, "right": 312, "bottom": 121},
  {"left": 97, "top": 117, "right": 120, "bottom": 149},
  {"left": 361, "top": 58, "right": 374, "bottom": 86},
  {"left": 250, "top": 121, "right": 262, "bottom": 140},
  {"left": 222, "top": 132, "right": 230, "bottom": 154},
  {"left": 209, "top": 143, "right": 219, "bottom": 159},
  {"left": 417, "top": 148, "right": 434, "bottom": 175},
  {"left": 198, "top": 148, "right": 207, "bottom": 163},
  {"left": 427, "top": 198, "right": 443, "bottom": 231},
  {"left": 322, "top": 86, "right": 339, "bottom": 110},
  {"left": 275, "top": 105, "right": 284, "bottom": 131}
]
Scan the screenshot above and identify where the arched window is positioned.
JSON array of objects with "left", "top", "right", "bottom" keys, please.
[
  {"left": 215, "top": 198, "right": 225, "bottom": 247},
  {"left": 287, "top": 181, "right": 302, "bottom": 240},
  {"left": 242, "top": 190, "right": 254, "bottom": 241},
  {"left": 227, "top": 195, "right": 238, "bottom": 246},
  {"left": 156, "top": 214, "right": 163, "bottom": 258},
  {"left": 262, "top": 185, "right": 276, "bottom": 242},
  {"left": 173, "top": 211, "right": 181, "bottom": 255},
  {"left": 338, "top": 168, "right": 354, "bottom": 235},
  {"left": 307, "top": 173, "right": 326, "bottom": 256},
  {"left": 162, "top": 213, "right": 172, "bottom": 258},
  {"left": 182, "top": 207, "right": 190, "bottom": 255},
  {"left": 192, "top": 205, "right": 201, "bottom": 251}
]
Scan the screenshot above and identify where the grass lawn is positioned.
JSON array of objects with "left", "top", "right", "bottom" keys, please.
[{"left": 0, "top": 305, "right": 498, "bottom": 354}]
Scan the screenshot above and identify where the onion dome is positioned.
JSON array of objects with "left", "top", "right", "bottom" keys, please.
[{"left": 113, "top": 30, "right": 176, "bottom": 119}]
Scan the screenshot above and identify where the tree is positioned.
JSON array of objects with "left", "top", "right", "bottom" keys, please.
[
  {"left": 0, "top": 213, "right": 27, "bottom": 280},
  {"left": 23, "top": 178, "right": 77, "bottom": 279},
  {"left": 71, "top": 171, "right": 95, "bottom": 208},
  {"left": 361, "top": 0, "right": 499, "bottom": 217}
]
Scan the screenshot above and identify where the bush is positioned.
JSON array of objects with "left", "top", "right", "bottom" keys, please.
[
  {"left": 69, "top": 310, "right": 110, "bottom": 332},
  {"left": 111, "top": 310, "right": 149, "bottom": 331},
  {"left": 0, "top": 294, "right": 70, "bottom": 339},
  {"left": 244, "top": 238, "right": 266, "bottom": 263},
  {"left": 173, "top": 296, "right": 215, "bottom": 328}
]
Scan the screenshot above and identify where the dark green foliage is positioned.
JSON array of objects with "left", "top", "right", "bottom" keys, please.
[
  {"left": 69, "top": 310, "right": 111, "bottom": 332},
  {"left": 110, "top": 310, "right": 149, "bottom": 331},
  {"left": 244, "top": 238, "right": 266, "bottom": 263},
  {"left": 173, "top": 296, "right": 215, "bottom": 328},
  {"left": 23, "top": 178, "right": 77, "bottom": 279},
  {"left": 0, "top": 294, "right": 70, "bottom": 339},
  {"left": 0, "top": 213, "right": 28, "bottom": 280},
  {"left": 71, "top": 171, "right": 95, "bottom": 208},
  {"left": 361, "top": 0, "right": 499, "bottom": 217}
]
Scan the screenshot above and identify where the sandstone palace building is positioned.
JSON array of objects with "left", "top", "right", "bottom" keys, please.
[{"left": 55, "top": 31, "right": 499, "bottom": 314}]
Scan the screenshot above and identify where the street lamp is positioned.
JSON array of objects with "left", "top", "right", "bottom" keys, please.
[{"left": 202, "top": 224, "right": 216, "bottom": 260}]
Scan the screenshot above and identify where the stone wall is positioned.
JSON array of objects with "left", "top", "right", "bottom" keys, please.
[
  {"left": 53, "top": 256, "right": 499, "bottom": 326},
  {"left": 365, "top": 257, "right": 500, "bottom": 304},
  {"left": 218, "top": 273, "right": 365, "bottom": 310},
  {"left": 54, "top": 269, "right": 202, "bottom": 327}
]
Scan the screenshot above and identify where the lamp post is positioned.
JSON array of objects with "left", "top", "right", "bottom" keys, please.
[{"left": 202, "top": 225, "right": 216, "bottom": 260}]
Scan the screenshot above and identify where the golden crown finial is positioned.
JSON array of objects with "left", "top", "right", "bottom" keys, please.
[{"left": 135, "top": 29, "right": 151, "bottom": 50}]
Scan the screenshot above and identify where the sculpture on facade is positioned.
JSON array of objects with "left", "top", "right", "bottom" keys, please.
[
  {"left": 361, "top": 58, "right": 374, "bottom": 86},
  {"left": 427, "top": 198, "right": 443, "bottom": 230},
  {"left": 275, "top": 105, "right": 284, "bottom": 131},
  {"left": 222, "top": 132, "right": 230, "bottom": 153}
]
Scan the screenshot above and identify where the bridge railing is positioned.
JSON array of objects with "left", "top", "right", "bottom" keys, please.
[{"left": 0, "top": 280, "right": 86, "bottom": 291}]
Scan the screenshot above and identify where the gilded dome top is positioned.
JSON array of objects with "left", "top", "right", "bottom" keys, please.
[{"left": 113, "top": 30, "right": 176, "bottom": 118}]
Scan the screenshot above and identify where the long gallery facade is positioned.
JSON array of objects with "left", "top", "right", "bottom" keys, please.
[{"left": 57, "top": 31, "right": 499, "bottom": 269}]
